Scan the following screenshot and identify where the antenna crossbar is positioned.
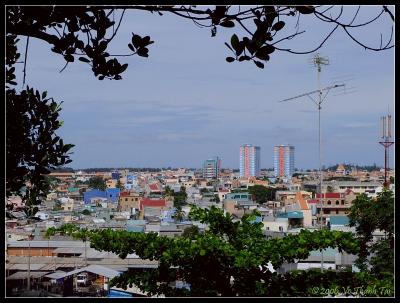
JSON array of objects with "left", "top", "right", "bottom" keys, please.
[{"left": 278, "top": 84, "right": 344, "bottom": 103}]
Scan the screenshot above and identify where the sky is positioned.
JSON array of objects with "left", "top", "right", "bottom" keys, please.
[{"left": 13, "top": 5, "right": 395, "bottom": 170}]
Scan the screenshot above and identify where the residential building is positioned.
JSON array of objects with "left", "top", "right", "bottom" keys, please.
[
  {"left": 83, "top": 188, "right": 120, "bottom": 204},
  {"left": 223, "top": 192, "right": 258, "bottom": 218},
  {"left": 239, "top": 144, "right": 261, "bottom": 177},
  {"left": 118, "top": 192, "right": 141, "bottom": 212},
  {"left": 274, "top": 145, "right": 295, "bottom": 179},
  {"left": 202, "top": 157, "right": 221, "bottom": 179}
]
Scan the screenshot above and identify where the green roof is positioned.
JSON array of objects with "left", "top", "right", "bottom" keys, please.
[{"left": 68, "top": 187, "right": 79, "bottom": 192}]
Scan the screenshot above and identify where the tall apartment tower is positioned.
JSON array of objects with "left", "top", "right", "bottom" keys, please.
[
  {"left": 239, "top": 144, "right": 261, "bottom": 177},
  {"left": 202, "top": 157, "right": 221, "bottom": 179},
  {"left": 273, "top": 145, "right": 295, "bottom": 178}
]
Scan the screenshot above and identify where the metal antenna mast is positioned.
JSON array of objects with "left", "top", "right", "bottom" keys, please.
[
  {"left": 379, "top": 113, "right": 394, "bottom": 188},
  {"left": 278, "top": 53, "right": 345, "bottom": 272}
]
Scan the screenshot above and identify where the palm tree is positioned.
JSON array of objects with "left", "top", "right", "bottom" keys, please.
[{"left": 174, "top": 206, "right": 185, "bottom": 223}]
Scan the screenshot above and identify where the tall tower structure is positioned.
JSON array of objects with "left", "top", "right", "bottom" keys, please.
[
  {"left": 273, "top": 145, "right": 295, "bottom": 179},
  {"left": 379, "top": 114, "right": 394, "bottom": 188},
  {"left": 239, "top": 144, "right": 260, "bottom": 177},
  {"left": 202, "top": 157, "right": 221, "bottom": 179}
]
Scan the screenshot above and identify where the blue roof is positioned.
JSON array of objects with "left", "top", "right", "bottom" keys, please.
[{"left": 329, "top": 216, "right": 349, "bottom": 226}]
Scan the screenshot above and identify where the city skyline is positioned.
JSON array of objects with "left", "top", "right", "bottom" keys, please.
[{"left": 13, "top": 6, "right": 394, "bottom": 169}]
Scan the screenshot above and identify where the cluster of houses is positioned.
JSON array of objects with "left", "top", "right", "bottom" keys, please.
[{"left": 5, "top": 166, "right": 393, "bottom": 297}]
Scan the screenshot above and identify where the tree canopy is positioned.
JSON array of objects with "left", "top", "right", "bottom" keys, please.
[
  {"left": 248, "top": 185, "right": 270, "bottom": 204},
  {"left": 88, "top": 176, "right": 107, "bottom": 191},
  {"left": 46, "top": 205, "right": 393, "bottom": 296},
  {"left": 348, "top": 190, "right": 394, "bottom": 279}
]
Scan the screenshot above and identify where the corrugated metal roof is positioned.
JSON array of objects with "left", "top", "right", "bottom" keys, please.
[
  {"left": 44, "top": 271, "right": 67, "bottom": 279},
  {"left": 44, "top": 265, "right": 122, "bottom": 279},
  {"left": 7, "top": 240, "right": 86, "bottom": 248},
  {"left": 53, "top": 247, "right": 85, "bottom": 254},
  {"left": 7, "top": 271, "right": 49, "bottom": 280},
  {"left": 6, "top": 263, "right": 46, "bottom": 270}
]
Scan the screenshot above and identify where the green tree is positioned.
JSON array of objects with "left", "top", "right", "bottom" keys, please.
[
  {"left": 46, "top": 207, "right": 393, "bottom": 297},
  {"left": 200, "top": 188, "right": 209, "bottom": 194},
  {"left": 248, "top": 185, "right": 270, "bottom": 204},
  {"left": 81, "top": 209, "right": 91, "bottom": 216},
  {"left": 6, "top": 35, "right": 74, "bottom": 217},
  {"left": 348, "top": 190, "right": 394, "bottom": 281},
  {"left": 116, "top": 179, "right": 124, "bottom": 190},
  {"left": 182, "top": 225, "right": 200, "bottom": 239},
  {"left": 326, "top": 185, "right": 334, "bottom": 193},
  {"left": 88, "top": 176, "right": 106, "bottom": 191},
  {"left": 174, "top": 206, "right": 185, "bottom": 223},
  {"left": 214, "top": 194, "right": 220, "bottom": 203},
  {"left": 164, "top": 185, "right": 174, "bottom": 197},
  {"left": 174, "top": 186, "right": 188, "bottom": 208},
  {"left": 52, "top": 200, "right": 62, "bottom": 211}
]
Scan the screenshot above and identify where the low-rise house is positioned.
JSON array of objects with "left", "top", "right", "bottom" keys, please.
[
  {"left": 118, "top": 192, "right": 141, "bottom": 212},
  {"left": 223, "top": 192, "right": 258, "bottom": 218},
  {"left": 145, "top": 182, "right": 163, "bottom": 196},
  {"left": 262, "top": 217, "right": 289, "bottom": 232},
  {"left": 84, "top": 188, "right": 120, "bottom": 204}
]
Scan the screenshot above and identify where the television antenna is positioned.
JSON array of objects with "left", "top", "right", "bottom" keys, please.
[{"left": 278, "top": 53, "right": 345, "bottom": 272}]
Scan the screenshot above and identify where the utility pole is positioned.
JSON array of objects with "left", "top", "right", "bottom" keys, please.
[{"left": 278, "top": 53, "right": 345, "bottom": 272}]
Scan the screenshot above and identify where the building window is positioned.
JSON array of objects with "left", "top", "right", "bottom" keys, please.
[
  {"left": 327, "top": 200, "right": 331, "bottom": 205},
  {"left": 336, "top": 200, "right": 340, "bottom": 205},
  {"left": 279, "top": 226, "right": 283, "bottom": 232},
  {"left": 125, "top": 198, "right": 128, "bottom": 202},
  {"left": 341, "top": 200, "right": 345, "bottom": 205},
  {"left": 336, "top": 210, "right": 339, "bottom": 214}
]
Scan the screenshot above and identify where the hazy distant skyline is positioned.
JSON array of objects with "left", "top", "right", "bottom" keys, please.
[{"left": 13, "top": 6, "right": 394, "bottom": 170}]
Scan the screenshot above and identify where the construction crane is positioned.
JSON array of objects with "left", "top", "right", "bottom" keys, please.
[{"left": 278, "top": 53, "right": 345, "bottom": 272}]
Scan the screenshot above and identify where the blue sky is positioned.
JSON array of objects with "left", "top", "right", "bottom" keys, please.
[{"left": 13, "top": 6, "right": 394, "bottom": 169}]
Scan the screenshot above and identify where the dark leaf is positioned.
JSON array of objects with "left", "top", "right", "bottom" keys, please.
[
  {"left": 238, "top": 55, "right": 251, "bottom": 62},
  {"left": 142, "top": 36, "right": 151, "bottom": 45},
  {"left": 253, "top": 60, "right": 264, "bottom": 69},
  {"left": 99, "top": 75, "right": 105, "bottom": 80},
  {"left": 256, "top": 44, "right": 275, "bottom": 59},
  {"left": 226, "top": 57, "right": 235, "bottom": 63},
  {"left": 220, "top": 20, "right": 235, "bottom": 28},
  {"left": 271, "top": 21, "right": 285, "bottom": 31},
  {"left": 128, "top": 43, "right": 135, "bottom": 52},
  {"left": 64, "top": 54, "right": 74, "bottom": 62},
  {"left": 231, "top": 34, "right": 239, "bottom": 50},
  {"left": 132, "top": 34, "right": 142, "bottom": 48},
  {"left": 137, "top": 48, "right": 149, "bottom": 57},
  {"left": 296, "top": 6, "right": 315, "bottom": 14},
  {"left": 120, "top": 64, "right": 128, "bottom": 73},
  {"left": 79, "top": 57, "right": 91, "bottom": 63}
]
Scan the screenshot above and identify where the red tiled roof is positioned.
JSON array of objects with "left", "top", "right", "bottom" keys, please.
[
  {"left": 344, "top": 188, "right": 354, "bottom": 195},
  {"left": 140, "top": 198, "right": 166, "bottom": 210},
  {"left": 120, "top": 192, "right": 130, "bottom": 197},
  {"left": 149, "top": 184, "right": 159, "bottom": 191},
  {"left": 296, "top": 192, "right": 309, "bottom": 210},
  {"left": 307, "top": 199, "right": 318, "bottom": 204},
  {"left": 316, "top": 193, "right": 341, "bottom": 199}
]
